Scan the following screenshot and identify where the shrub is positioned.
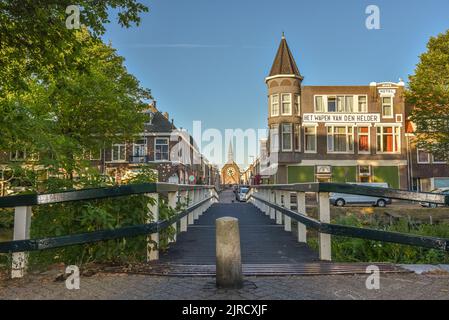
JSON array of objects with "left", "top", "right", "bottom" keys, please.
[{"left": 308, "top": 214, "right": 449, "bottom": 264}]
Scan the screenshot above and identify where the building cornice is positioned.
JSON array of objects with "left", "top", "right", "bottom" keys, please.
[{"left": 265, "top": 74, "right": 304, "bottom": 83}]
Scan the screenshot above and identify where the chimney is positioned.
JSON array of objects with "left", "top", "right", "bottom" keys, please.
[{"left": 163, "top": 112, "right": 169, "bottom": 120}]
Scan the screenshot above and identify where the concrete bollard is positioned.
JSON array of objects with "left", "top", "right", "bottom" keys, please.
[{"left": 216, "top": 217, "right": 243, "bottom": 289}]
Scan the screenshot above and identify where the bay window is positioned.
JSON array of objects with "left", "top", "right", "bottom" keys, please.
[
  {"left": 294, "top": 94, "right": 301, "bottom": 115},
  {"left": 271, "top": 94, "right": 279, "bottom": 116},
  {"left": 155, "top": 138, "right": 169, "bottom": 161},
  {"left": 281, "top": 124, "right": 292, "bottom": 151},
  {"left": 358, "top": 127, "right": 370, "bottom": 153},
  {"left": 281, "top": 94, "right": 292, "bottom": 115},
  {"left": 304, "top": 126, "right": 316, "bottom": 153},
  {"left": 382, "top": 97, "right": 393, "bottom": 118},
  {"left": 270, "top": 125, "right": 279, "bottom": 152},
  {"left": 376, "top": 126, "right": 400, "bottom": 153},
  {"left": 327, "top": 126, "right": 354, "bottom": 153}
]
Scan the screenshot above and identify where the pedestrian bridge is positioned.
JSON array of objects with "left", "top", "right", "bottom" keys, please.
[{"left": 0, "top": 182, "right": 448, "bottom": 278}]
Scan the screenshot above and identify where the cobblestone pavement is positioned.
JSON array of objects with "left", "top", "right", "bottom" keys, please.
[{"left": 1, "top": 272, "right": 449, "bottom": 300}]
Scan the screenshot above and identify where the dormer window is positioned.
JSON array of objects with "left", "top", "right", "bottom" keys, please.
[{"left": 144, "top": 110, "right": 153, "bottom": 125}]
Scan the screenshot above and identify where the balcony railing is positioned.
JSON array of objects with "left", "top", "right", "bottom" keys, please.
[{"left": 129, "top": 155, "right": 150, "bottom": 163}]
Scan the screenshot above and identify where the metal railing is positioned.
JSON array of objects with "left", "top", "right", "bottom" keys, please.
[
  {"left": 0, "top": 183, "right": 219, "bottom": 278},
  {"left": 249, "top": 183, "right": 449, "bottom": 261}
]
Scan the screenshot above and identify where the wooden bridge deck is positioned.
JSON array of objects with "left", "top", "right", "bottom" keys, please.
[{"left": 159, "top": 190, "right": 319, "bottom": 265}]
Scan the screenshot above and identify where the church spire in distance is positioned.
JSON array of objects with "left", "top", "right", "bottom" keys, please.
[{"left": 227, "top": 140, "right": 234, "bottom": 164}]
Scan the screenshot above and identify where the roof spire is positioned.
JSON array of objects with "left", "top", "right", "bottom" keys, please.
[
  {"left": 227, "top": 140, "right": 234, "bottom": 163},
  {"left": 268, "top": 34, "right": 302, "bottom": 78}
]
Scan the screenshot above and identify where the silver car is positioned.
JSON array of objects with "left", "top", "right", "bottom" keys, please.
[{"left": 329, "top": 182, "right": 391, "bottom": 207}]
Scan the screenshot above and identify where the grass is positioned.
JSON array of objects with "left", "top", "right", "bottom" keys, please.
[{"left": 306, "top": 214, "right": 449, "bottom": 264}]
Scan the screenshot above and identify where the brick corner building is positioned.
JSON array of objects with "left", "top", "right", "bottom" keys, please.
[{"left": 263, "top": 35, "right": 449, "bottom": 190}]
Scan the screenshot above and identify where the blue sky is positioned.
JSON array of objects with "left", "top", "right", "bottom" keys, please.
[{"left": 103, "top": 0, "right": 449, "bottom": 166}]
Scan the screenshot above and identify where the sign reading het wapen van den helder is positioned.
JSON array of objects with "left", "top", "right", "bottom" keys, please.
[{"left": 302, "top": 113, "right": 381, "bottom": 123}]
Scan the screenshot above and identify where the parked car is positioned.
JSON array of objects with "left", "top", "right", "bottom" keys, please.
[
  {"left": 420, "top": 188, "right": 449, "bottom": 208},
  {"left": 329, "top": 182, "right": 392, "bottom": 207},
  {"left": 236, "top": 187, "right": 250, "bottom": 202}
]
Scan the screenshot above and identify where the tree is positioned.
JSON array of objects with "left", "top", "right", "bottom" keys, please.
[
  {"left": 0, "top": 0, "right": 149, "bottom": 150},
  {"left": 3, "top": 29, "right": 151, "bottom": 176},
  {"left": 408, "top": 30, "right": 449, "bottom": 161},
  {"left": 0, "top": 1, "right": 151, "bottom": 182}
]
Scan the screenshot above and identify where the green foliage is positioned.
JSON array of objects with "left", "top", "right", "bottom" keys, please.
[
  {"left": 0, "top": 0, "right": 149, "bottom": 93},
  {"left": 309, "top": 214, "right": 449, "bottom": 264},
  {"left": 1, "top": 166, "right": 189, "bottom": 271},
  {"left": 408, "top": 29, "right": 449, "bottom": 160}
]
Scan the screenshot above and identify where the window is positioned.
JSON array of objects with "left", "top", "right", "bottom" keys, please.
[
  {"left": 271, "top": 95, "right": 279, "bottom": 116},
  {"left": 294, "top": 94, "right": 300, "bottom": 115},
  {"left": 327, "top": 126, "right": 354, "bottom": 153},
  {"left": 417, "top": 149, "right": 431, "bottom": 164},
  {"left": 294, "top": 124, "right": 301, "bottom": 151},
  {"left": 281, "top": 124, "right": 292, "bottom": 151},
  {"left": 337, "top": 96, "right": 345, "bottom": 112},
  {"left": 133, "top": 139, "right": 147, "bottom": 156},
  {"left": 304, "top": 126, "right": 316, "bottom": 153},
  {"left": 433, "top": 154, "right": 447, "bottom": 164},
  {"left": 144, "top": 110, "right": 153, "bottom": 125},
  {"left": 315, "top": 96, "right": 325, "bottom": 112},
  {"left": 112, "top": 144, "right": 126, "bottom": 162},
  {"left": 327, "top": 97, "right": 336, "bottom": 112},
  {"left": 358, "top": 127, "right": 370, "bottom": 153},
  {"left": 345, "top": 96, "right": 354, "bottom": 113},
  {"left": 281, "top": 94, "right": 292, "bottom": 115},
  {"left": 358, "top": 96, "right": 368, "bottom": 113},
  {"left": 382, "top": 97, "right": 393, "bottom": 118},
  {"left": 319, "top": 95, "right": 355, "bottom": 113},
  {"left": 155, "top": 138, "right": 169, "bottom": 161},
  {"left": 359, "top": 165, "right": 371, "bottom": 176},
  {"left": 270, "top": 125, "right": 279, "bottom": 152},
  {"left": 10, "top": 150, "right": 26, "bottom": 161},
  {"left": 376, "top": 126, "right": 400, "bottom": 153},
  {"left": 359, "top": 165, "right": 371, "bottom": 182},
  {"left": 396, "top": 114, "right": 403, "bottom": 123}
]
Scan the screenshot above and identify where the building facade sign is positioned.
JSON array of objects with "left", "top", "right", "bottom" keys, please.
[
  {"left": 378, "top": 88, "right": 396, "bottom": 96},
  {"left": 303, "top": 113, "right": 380, "bottom": 123}
]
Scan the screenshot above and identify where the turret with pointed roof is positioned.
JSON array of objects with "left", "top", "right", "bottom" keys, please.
[
  {"left": 266, "top": 34, "right": 302, "bottom": 131},
  {"left": 268, "top": 33, "right": 302, "bottom": 79}
]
